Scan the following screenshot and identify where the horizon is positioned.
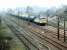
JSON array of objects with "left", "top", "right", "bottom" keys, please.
[{"left": 0, "top": 0, "right": 67, "bottom": 9}]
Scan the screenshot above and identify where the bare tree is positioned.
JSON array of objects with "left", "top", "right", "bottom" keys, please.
[
  {"left": 45, "top": 10, "right": 50, "bottom": 25},
  {"left": 26, "top": 6, "right": 33, "bottom": 25}
]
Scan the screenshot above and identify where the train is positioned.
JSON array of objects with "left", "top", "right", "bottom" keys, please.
[{"left": 10, "top": 13, "right": 47, "bottom": 26}]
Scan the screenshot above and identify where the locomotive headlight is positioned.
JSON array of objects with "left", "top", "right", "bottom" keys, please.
[{"left": 40, "top": 22, "right": 42, "bottom": 23}]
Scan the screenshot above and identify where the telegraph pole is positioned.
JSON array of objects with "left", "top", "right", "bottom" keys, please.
[
  {"left": 63, "top": 9, "right": 67, "bottom": 42},
  {"left": 57, "top": 16, "right": 60, "bottom": 40},
  {"left": 46, "top": 10, "right": 49, "bottom": 25},
  {"left": 63, "top": 6, "right": 67, "bottom": 42},
  {"left": 64, "top": 16, "right": 66, "bottom": 42}
]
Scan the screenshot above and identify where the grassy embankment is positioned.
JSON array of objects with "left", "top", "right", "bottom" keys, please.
[{"left": 0, "top": 20, "right": 27, "bottom": 50}]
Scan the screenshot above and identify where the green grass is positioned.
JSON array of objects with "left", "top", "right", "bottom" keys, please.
[
  {"left": 0, "top": 21, "right": 28, "bottom": 50},
  {"left": 2, "top": 21, "right": 27, "bottom": 50}
]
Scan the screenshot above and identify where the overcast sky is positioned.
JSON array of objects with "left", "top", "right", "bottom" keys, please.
[{"left": 0, "top": 0, "right": 67, "bottom": 9}]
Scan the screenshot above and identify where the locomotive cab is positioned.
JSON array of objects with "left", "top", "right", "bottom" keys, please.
[{"left": 34, "top": 17, "right": 47, "bottom": 26}]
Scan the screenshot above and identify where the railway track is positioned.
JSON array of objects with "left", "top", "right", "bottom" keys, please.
[
  {"left": 3, "top": 15, "right": 64, "bottom": 50},
  {"left": 5, "top": 16, "right": 57, "bottom": 38},
  {"left": 3, "top": 18, "right": 58, "bottom": 50},
  {"left": 4, "top": 18, "right": 49, "bottom": 50},
  {"left": 3, "top": 19, "right": 39, "bottom": 50},
  {"left": 21, "top": 25, "right": 61, "bottom": 50},
  {"left": 4, "top": 17, "right": 59, "bottom": 48},
  {"left": 23, "top": 25, "right": 67, "bottom": 50},
  {"left": 4, "top": 15, "right": 67, "bottom": 50},
  {"left": 30, "top": 25, "right": 65, "bottom": 41},
  {"left": 7, "top": 24, "right": 39, "bottom": 50},
  {"left": 6, "top": 16, "right": 67, "bottom": 41},
  {"left": 16, "top": 25, "right": 49, "bottom": 50},
  {"left": 7, "top": 15, "right": 66, "bottom": 37}
]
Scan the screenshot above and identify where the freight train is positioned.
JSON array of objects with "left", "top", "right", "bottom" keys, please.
[{"left": 10, "top": 13, "right": 47, "bottom": 26}]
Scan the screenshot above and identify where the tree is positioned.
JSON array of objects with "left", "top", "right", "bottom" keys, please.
[
  {"left": 26, "top": 6, "right": 33, "bottom": 16},
  {"left": 46, "top": 9, "right": 50, "bottom": 25},
  {"left": 26, "top": 6, "right": 33, "bottom": 25}
]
